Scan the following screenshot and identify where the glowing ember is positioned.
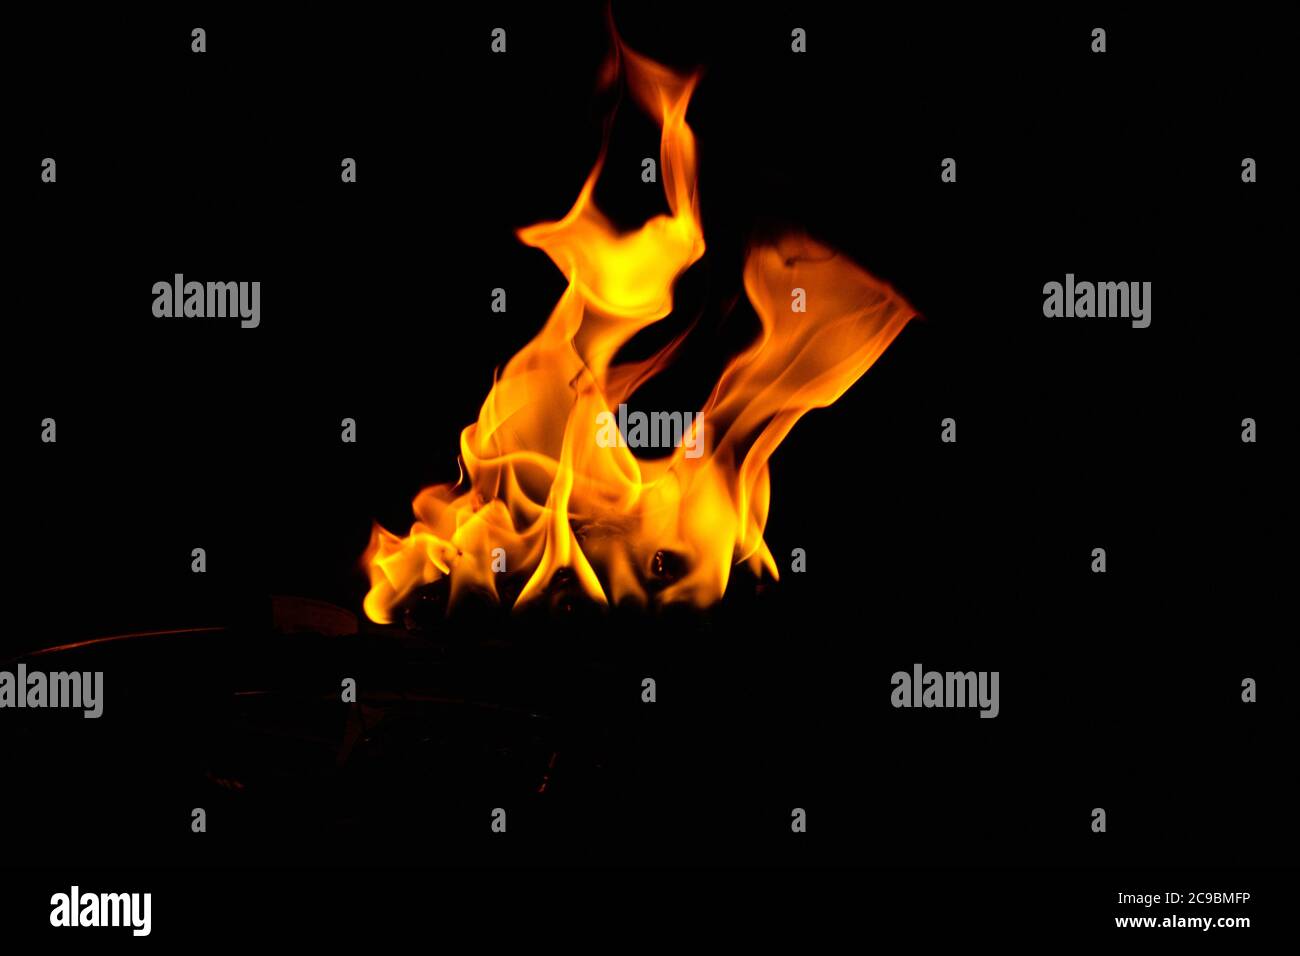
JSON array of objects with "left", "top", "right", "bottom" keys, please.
[{"left": 362, "top": 25, "right": 915, "bottom": 622}]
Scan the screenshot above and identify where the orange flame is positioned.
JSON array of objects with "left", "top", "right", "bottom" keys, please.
[{"left": 362, "top": 29, "right": 915, "bottom": 623}]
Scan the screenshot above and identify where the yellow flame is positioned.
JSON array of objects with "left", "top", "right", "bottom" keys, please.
[{"left": 362, "top": 28, "right": 915, "bottom": 623}]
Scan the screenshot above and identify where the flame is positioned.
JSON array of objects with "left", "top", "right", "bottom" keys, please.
[{"left": 362, "top": 28, "right": 915, "bottom": 623}]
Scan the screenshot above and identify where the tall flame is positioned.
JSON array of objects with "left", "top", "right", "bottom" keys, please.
[{"left": 362, "top": 29, "right": 915, "bottom": 623}]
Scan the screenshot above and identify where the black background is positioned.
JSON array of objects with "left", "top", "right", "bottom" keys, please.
[{"left": 2, "top": 1, "right": 1293, "bottom": 941}]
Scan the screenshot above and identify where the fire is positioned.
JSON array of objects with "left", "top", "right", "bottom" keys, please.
[{"left": 361, "top": 26, "right": 915, "bottom": 623}]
